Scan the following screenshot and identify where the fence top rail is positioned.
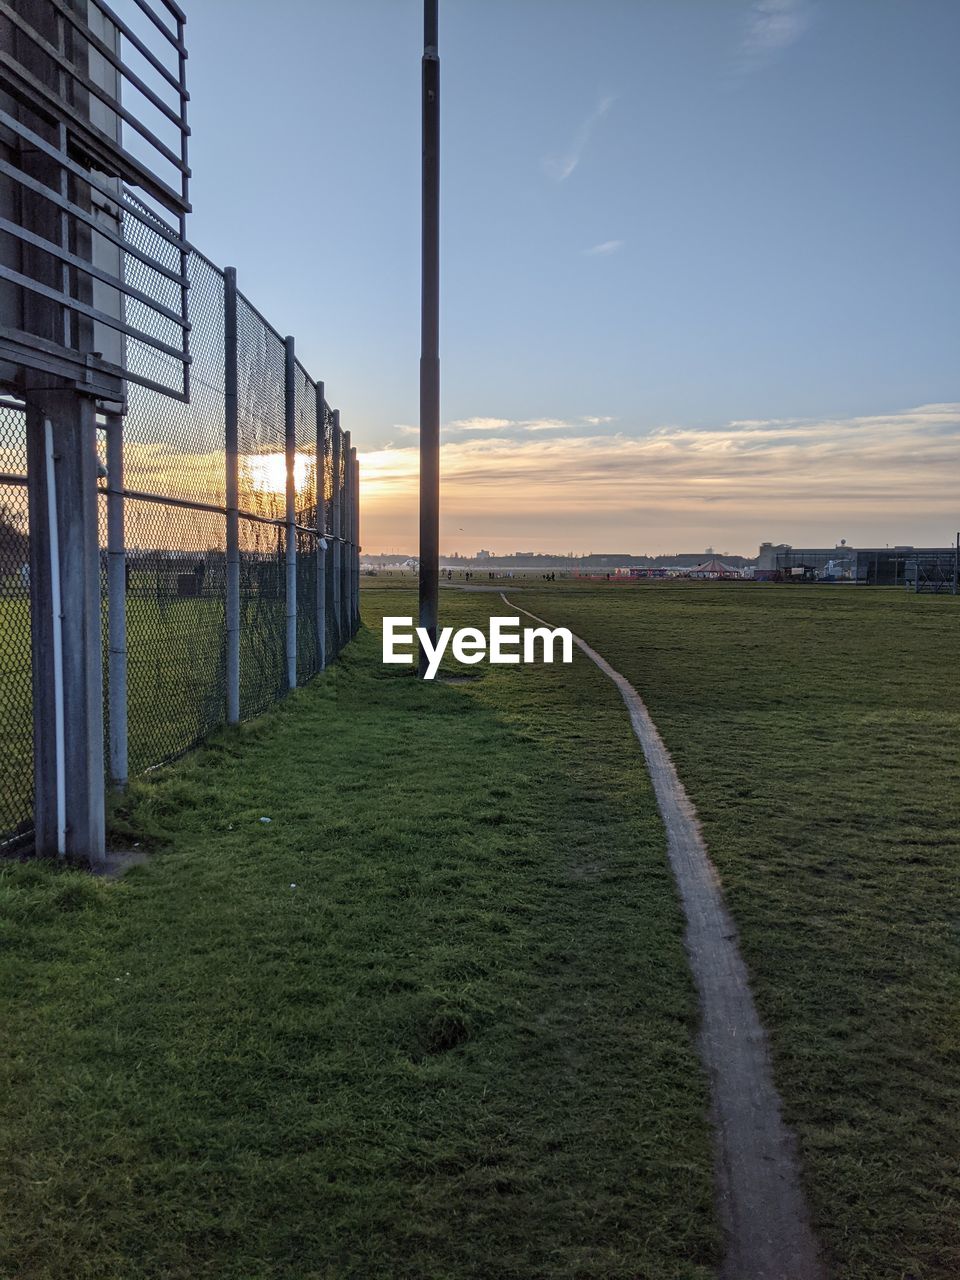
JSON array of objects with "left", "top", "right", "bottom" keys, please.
[{"left": 295, "top": 358, "right": 316, "bottom": 392}]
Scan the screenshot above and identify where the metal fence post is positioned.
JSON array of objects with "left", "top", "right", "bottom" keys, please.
[
  {"left": 341, "top": 429, "right": 352, "bottom": 644},
  {"left": 357, "top": 454, "right": 362, "bottom": 630},
  {"left": 284, "top": 335, "right": 298, "bottom": 690},
  {"left": 355, "top": 451, "right": 361, "bottom": 631},
  {"left": 105, "top": 410, "right": 128, "bottom": 788},
  {"left": 350, "top": 445, "right": 359, "bottom": 633},
  {"left": 315, "top": 382, "right": 328, "bottom": 668},
  {"left": 330, "top": 411, "right": 342, "bottom": 655},
  {"left": 25, "top": 389, "right": 105, "bottom": 864},
  {"left": 224, "top": 267, "right": 240, "bottom": 723}
]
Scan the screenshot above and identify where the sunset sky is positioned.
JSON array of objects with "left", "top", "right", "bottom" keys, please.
[{"left": 184, "top": 0, "right": 959, "bottom": 555}]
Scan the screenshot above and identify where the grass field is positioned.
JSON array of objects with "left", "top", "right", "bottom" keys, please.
[
  {"left": 0, "top": 586, "right": 720, "bottom": 1280},
  {"left": 511, "top": 580, "right": 960, "bottom": 1279},
  {"left": 0, "top": 589, "right": 314, "bottom": 841},
  {"left": 1, "top": 580, "right": 958, "bottom": 1278}
]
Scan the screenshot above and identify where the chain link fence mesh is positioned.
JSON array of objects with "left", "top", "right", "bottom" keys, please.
[
  {"left": 119, "top": 250, "right": 229, "bottom": 770},
  {"left": 122, "top": 191, "right": 191, "bottom": 398},
  {"left": 294, "top": 362, "right": 320, "bottom": 684},
  {"left": 123, "top": 499, "right": 228, "bottom": 775},
  {"left": 0, "top": 402, "right": 32, "bottom": 847},
  {"left": 1, "top": 246, "right": 357, "bottom": 848},
  {"left": 236, "top": 297, "right": 288, "bottom": 718}
]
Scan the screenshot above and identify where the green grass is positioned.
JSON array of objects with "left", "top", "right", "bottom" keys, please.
[
  {"left": 0, "top": 591, "right": 311, "bottom": 836},
  {"left": 511, "top": 580, "right": 960, "bottom": 1280},
  {"left": 0, "top": 598, "right": 33, "bottom": 837},
  {"left": 6, "top": 578, "right": 957, "bottom": 1278},
  {"left": 0, "top": 587, "right": 719, "bottom": 1280}
]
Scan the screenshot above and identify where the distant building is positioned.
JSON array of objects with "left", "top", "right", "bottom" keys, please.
[
  {"left": 758, "top": 542, "right": 791, "bottom": 571},
  {"left": 764, "top": 542, "right": 957, "bottom": 587}
]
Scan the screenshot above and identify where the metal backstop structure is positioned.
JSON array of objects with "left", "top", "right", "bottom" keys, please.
[
  {"left": 1, "top": 0, "right": 360, "bottom": 863},
  {"left": 0, "top": 252, "right": 361, "bottom": 863}
]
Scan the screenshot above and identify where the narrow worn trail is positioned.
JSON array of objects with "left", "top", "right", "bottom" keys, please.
[{"left": 502, "top": 594, "right": 826, "bottom": 1280}]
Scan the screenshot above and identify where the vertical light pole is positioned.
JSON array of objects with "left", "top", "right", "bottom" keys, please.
[{"left": 419, "top": 0, "right": 440, "bottom": 677}]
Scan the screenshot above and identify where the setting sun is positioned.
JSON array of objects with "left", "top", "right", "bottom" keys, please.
[{"left": 242, "top": 451, "right": 313, "bottom": 495}]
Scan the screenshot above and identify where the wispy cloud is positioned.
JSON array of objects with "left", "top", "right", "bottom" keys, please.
[
  {"left": 583, "top": 416, "right": 615, "bottom": 425},
  {"left": 542, "top": 95, "right": 613, "bottom": 182},
  {"left": 521, "top": 419, "right": 572, "bottom": 432},
  {"left": 738, "top": 0, "right": 810, "bottom": 73},
  {"left": 584, "top": 239, "right": 624, "bottom": 257},
  {"left": 358, "top": 404, "right": 960, "bottom": 553},
  {"left": 446, "top": 417, "right": 513, "bottom": 433},
  {"left": 444, "top": 417, "right": 577, "bottom": 435}
]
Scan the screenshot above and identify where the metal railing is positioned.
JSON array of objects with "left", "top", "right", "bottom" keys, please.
[
  {"left": 0, "top": 244, "right": 360, "bottom": 850},
  {"left": 0, "top": 0, "right": 191, "bottom": 398}
]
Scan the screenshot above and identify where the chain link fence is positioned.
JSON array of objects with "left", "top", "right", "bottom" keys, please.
[
  {"left": 0, "top": 401, "right": 32, "bottom": 848},
  {"left": 0, "top": 247, "right": 359, "bottom": 851}
]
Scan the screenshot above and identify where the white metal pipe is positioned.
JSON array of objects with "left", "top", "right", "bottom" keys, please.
[
  {"left": 44, "top": 418, "right": 66, "bottom": 857},
  {"left": 106, "top": 412, "right": 128, "bottom": 788}
]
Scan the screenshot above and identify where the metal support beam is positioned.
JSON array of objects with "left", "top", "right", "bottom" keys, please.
[
  {"left": 284, "top": 334, "right": 297, "bottom": 690},
  {"left": 315, "top": 382, "right": 327, "bottom": 668},
  {"left": 418, "top": 0, "right": 440, "bottom": 677},
  {"left": 105, "top": 409, "right": 127, "bottom": 788},
  {"left": 351, "top": 446, "right": 360, "bottom": 633},
  {"left": 330, "top": 410, "right": 342, "bottom": 654},
  {"left": 341, "top": 428, "right": 352, "bottom": 644},
  {"left": 26, "top": 387, "right": 105, "bottom": 864},
  {"left": 224, "top": 266, "right": 240, "bottom": 722}
]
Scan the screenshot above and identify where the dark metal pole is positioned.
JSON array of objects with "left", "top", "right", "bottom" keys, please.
[
  {"left": 355, "top": 451, "right": 362, "bottom": 632},
  {"left": 284, "top": 335, "right": 297, "bottom": 691},
  {"left": 351, "top": 446, "right": 360, "bottom": 633},
  {"left": 330, "top": 410, "right": 342, "bottom": 654},
  {"left": 224, "top": 266, "right": 240, "bottom": 723},
  {"left": 418, "top": 0, "right": 440, "bottom": 677},
  {"left": 315, "top": 382, "right": 328, "bottom": 668},
  {"left": 341, "top": 428, "right": 352, "bottom": 644}
]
